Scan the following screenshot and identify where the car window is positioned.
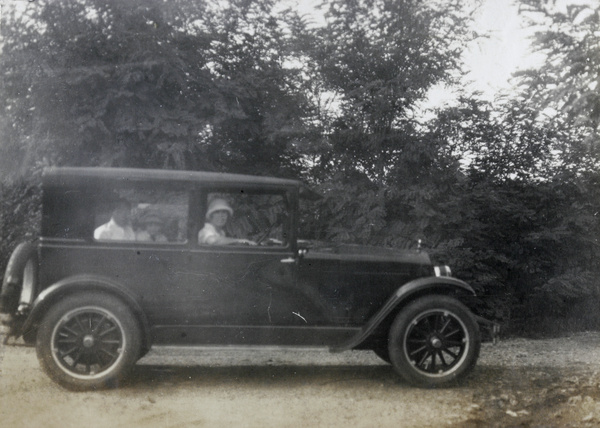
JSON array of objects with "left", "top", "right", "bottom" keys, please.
[
  {"left": 94, "top": 188, "right": 188, "bottom": 244},
  {"left": 41, "top": 188, "right": 92, "bottom": 240},
  {"left": 199, "top": 192, "right": 288, "bottom": 247}
]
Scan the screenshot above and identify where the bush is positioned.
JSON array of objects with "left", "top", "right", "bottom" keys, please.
[{"left": 0, "top": 175, "right": 42, "bottom": 273}]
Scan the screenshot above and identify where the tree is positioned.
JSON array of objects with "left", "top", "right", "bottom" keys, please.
[
  {"left": 1, "top": 0, "right": 210, "bottom": 173},
  {"left": 505, "top": 0, "right": 600, "bottom": 330},
  {"left": 296, "top": 0, "right": 475, "bottom": 245},
  {"left": 0, "top": 0, "right": 313, "bottom": 178},
  {"left": 198, "top": 0, "right": 314, "bottom": 177},
  {"left": 308, "top": 0, "right": 473, "bottom": 181},
  {"left": 394, "top": 95, "right": 600, "bottom": 326},
  {"left": 516, "top": 0, "right": 600, "bottom": 162}
]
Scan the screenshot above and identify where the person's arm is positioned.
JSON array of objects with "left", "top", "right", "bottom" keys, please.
[
  {"left": 199, "top": 223, "right": 256, "bottom": 245},
  {"left": 94, "top": 224, "right": 109, "bottom": 240},
  {"left": 206, "top": 235, "right": 256, "bottom": 246}
]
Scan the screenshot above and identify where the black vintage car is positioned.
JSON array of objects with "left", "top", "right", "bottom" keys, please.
[{"left": 1, "top": 167, "right": 497, "bottom": 390}]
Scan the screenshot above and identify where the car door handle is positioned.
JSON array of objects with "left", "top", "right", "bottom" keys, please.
[{"left": 280, "top": 257, "right": 296, "bottom": 263}]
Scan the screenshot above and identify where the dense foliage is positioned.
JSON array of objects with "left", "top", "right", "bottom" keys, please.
[{"left": 1, "top": 0, "right": 598, "bottom": 334}]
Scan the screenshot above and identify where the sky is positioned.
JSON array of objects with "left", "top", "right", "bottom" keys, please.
[{"left": 460, "top": 0, "right": 545, "bottom": 100}]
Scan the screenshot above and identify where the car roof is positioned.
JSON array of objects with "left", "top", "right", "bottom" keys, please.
[
  {"left": 42, "top": 167, "right": 321, "bottom": 198},
  {"left": 43, "top": 166, "right": 300, "bottom": 186}
]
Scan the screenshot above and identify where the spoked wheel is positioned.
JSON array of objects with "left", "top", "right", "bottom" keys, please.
[
  {"left": 389, "top": 295, "right": 480, "bottom": 387},
  {"left": 36, "top": 292, "right": 141, "bottom": 391}
]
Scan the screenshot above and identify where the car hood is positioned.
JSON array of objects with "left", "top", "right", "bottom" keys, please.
[{"left": 299, "top": 241, "right": 431, "bottom": 265}]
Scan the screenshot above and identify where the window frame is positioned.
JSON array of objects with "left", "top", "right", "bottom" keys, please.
[{"left": 195, "top": 185, "right": 295, "bottom": 251}]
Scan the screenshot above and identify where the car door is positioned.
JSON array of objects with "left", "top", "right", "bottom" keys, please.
[
  {"left": 181, "top": 244, "right": 298, "bottom": 325},
  {"left": 153, "top": 187, "right": 321, "bottom": 345}
]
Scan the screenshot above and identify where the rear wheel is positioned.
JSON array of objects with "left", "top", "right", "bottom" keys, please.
[
  {"left": 388, "top": 295, "right": 480, "bottom": 387},
  {"left": 36, "top": 292, "right": 141, "bottom": 391}
]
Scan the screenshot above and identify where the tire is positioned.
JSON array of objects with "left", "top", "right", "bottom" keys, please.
[
  {"left": 36, "top": 292, "right": 141, "bottom": 391},
  {"left": 1, "top": 242, "right": 38, "bottom": 314},
  {"left": 388, "top": 295, "right": 480, "bottom": 387}
]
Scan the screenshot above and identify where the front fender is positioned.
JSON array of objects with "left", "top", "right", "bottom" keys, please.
[
  {"left": 331, "top": 276, "right": 475, "bottom": 352},
  {"left": 21, "top": 274, "right": 152, "bottom": 350}
]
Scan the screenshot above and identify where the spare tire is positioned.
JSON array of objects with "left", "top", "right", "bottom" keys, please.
[{"left": 1, "top": 242, "right": 38, "bottom": 314}]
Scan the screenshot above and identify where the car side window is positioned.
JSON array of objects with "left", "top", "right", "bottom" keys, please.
[
  {"left": 198, "top": 192, "right": 288, "bottom": 247},
  {"left": 94, "top": 188, "right": 188, "bottom": 243}
]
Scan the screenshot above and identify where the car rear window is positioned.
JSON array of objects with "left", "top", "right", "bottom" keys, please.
[{"left": 93, "top": 188, "right": 189, "bottom": 244}]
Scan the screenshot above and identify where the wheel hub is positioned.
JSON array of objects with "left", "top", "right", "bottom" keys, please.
[
  {"left": 82, "top": 334, "right": 95, "bottom": 348},
  {"left": 430, "top": 337, "right": 442, "bottom": 349}
]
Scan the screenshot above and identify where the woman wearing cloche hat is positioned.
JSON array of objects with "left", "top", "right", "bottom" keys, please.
[{"left": 198, "top": 198, "right": 256, "bottom": 245}]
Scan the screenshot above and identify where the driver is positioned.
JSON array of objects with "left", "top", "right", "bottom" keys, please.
[{"left": 198, "top": 198, "right": 256, "bottom": 246}]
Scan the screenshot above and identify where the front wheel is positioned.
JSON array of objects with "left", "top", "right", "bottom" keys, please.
[
  {"left": 388, "top": 295, "right": 480, "bottom": 387},
  {"left": 36, "top": 292, "right": 141, "bottom": 391}
]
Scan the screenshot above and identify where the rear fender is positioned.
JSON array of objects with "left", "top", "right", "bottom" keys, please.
[
  {"left": 331, "top": 276, "right": 475, "bottom": 352},
  {"left": 21, "top": 274, "right": 151, "bottom": 351},
  {"left": 1, "top": 241, "right": 39, "bottom": 314}
]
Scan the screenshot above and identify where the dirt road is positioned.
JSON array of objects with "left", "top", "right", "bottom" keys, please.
[{"left": 1, "top": 333, "right": 600, "bottom": 427}]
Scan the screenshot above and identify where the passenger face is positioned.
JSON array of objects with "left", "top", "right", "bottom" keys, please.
[
  {"left": 209, "top": 210, "right": 229, "bottom": 228},
  {"left": 112, "top": 203, "right": 131, "bottom": 227}
]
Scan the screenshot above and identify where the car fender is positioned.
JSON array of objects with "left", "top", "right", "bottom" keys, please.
[
  {"left": 331, "top": 276, "right": 475, "bottom": 352},
  {"left": 1, "top": 241, "right": 38, "bottom": 314},
  {"left": 21, "top": 274, "right": 152, "bottom": 351}
]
